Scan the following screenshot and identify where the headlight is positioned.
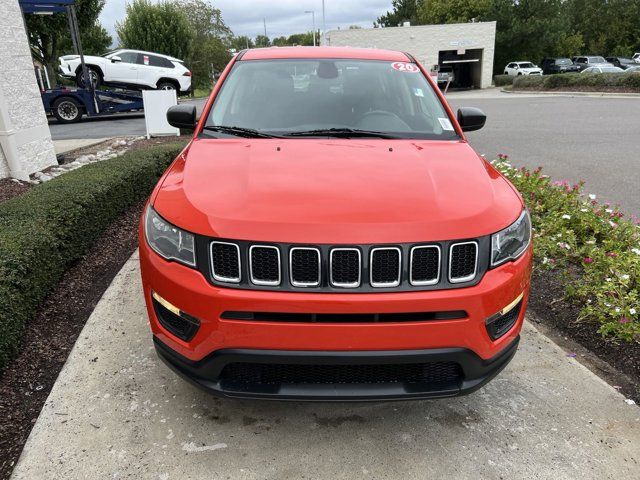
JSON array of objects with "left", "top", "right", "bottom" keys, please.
[
  {"left": 491, "top": 210, "right": 531, "bottom": 267},
  {"left": 145, "top": 206, "right": 196, "bottom": 267}
]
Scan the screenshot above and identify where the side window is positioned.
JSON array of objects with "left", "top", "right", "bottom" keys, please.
[
  {"left": 148, "top": 55, "right": 174, "bottom": 68},
  {"left": 117, "top": 51, "right": 138, "bottom": 64}
]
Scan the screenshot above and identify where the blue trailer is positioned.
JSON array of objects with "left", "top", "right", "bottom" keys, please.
[{"left": 19, "top": 0, "right": 145, "bottom": 123}]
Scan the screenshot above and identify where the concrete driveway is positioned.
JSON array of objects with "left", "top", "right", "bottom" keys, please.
[{"left": 11, "top": 254, "right": 640, "bottom": 479}]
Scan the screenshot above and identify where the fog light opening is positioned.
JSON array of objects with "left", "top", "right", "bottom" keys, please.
[
  {"left": 151, "top": 291, "right": 201, "bottom": 342},
  {"left": 485, "top": 292, "right": 524, "bottom": 341}
]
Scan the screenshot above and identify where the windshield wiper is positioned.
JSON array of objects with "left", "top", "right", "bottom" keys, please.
[
  {"left": 283, "top": 128, "right": 399, "bottom": 139},
  {"left": 201, "top": 125, "right": 281, "bottom": 138}
]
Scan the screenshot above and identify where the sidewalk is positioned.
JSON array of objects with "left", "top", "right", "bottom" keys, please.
[{"left": 11, "top": 253, "right": 640, "bottom": 479}]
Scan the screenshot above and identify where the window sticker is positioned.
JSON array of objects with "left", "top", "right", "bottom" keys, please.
[
  {"left": 143, "top": 55, "right": 150, "bottom": 65},
  {"left": 391, "top": 62, "right": 419, "bottom": 73},
  {"left": 413, "top": 87, "right": 424, "bottom": 97},
  {"left": 438, "top": 118, "right": 454, "bottom": 131}
]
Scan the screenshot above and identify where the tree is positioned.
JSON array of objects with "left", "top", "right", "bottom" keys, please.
[
  {"left": 116, "top": 0, "right": 192, "bottom": 60},
  {"left": 375, "top": 0, "right": 421, "bottom": 27},
  {"left": 254, "top": 35, "right": 271, "bottom": 48},
  {"left": 229, "top": 36, "right": 255, "bottom": 51},
  {"left": 178, "top": 0, "right": 232, "bottom": 90},
  {"left": 417, "top": 0, "right": 492, "bottom": 24},
  {"left": 25, "top": 0, "right": 111, "bottom": 85}
]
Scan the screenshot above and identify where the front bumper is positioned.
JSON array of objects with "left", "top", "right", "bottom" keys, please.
[
  {"left": 140, "top": 225, "right": 532, "bottom": 400},
  {"left": 154, "top": 335, "right": 520, "bottom": 401}
]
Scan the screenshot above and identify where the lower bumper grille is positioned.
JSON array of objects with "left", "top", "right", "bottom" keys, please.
[
  {"left": 220, "top": 310, "right": 467, "bottom": 323},
  {"left": 220, "top": 361, "right": 462, "bottom": 389}
]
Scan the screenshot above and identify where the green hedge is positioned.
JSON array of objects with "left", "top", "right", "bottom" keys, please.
[
  {"left": 0, "top": 142, "right": 185, "bottom": 372},
  {"left": 493, "top": 74, "right": 514, "bottom": 87},
  {"left": 512, "top": 72, "right": 640, "bottom": 91}
]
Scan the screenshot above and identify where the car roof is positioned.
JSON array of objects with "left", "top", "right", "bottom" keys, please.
[
  {"left": 240, "top": 46, "right": 410, "bottom": 62},
  {"left": 116, "top": 48, "right": 182, "bottom": 62}
]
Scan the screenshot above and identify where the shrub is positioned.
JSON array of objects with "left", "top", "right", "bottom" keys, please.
[
  {"left": 511, "top": 71, "right": 640, "bottom": 92},
  {"left": 494, "top": 74, "right": 513, "bottom": 87},
  {"left": 0, "top": 142, "right": 186, "bottom": 372},
  {"left": 513, "top": 75, "right": 545, "bottom": 89},
  {"left": 492, "top": 155, "right": 640, "bottom": 342}
]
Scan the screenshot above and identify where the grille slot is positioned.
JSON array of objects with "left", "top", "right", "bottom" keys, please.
[
  {"left": 290, "top": 247, "right": 321, "bottom": 287},
  {"left": 370, "top": 247, "right": 401, "bottom": 287},
  {"left": 330, "top": 248, "right": 361, "bottom": 288},
  {"left": 449, "top": 241, "right": 478, "bottom": 283},
  {"left": 410, "top": 246, "right": 440, "bottom": 286},
  {"left": 249, "top": 245, "right": 281, "bottom": 286},
  {"left": 221, "top": 310, "right": 467, "bottom": 323},
  {"left": 220, "top": 362, "right": 462, "bottom": 390},
  {"left": 210, "top": 241, "right": 241, "bottom": 283}
]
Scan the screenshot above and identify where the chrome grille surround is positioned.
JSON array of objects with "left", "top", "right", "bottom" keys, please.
[
  {"left": 329, "top": 248, "right": 361, "bottom": 288},
  {"left": 448, "top": 241, "right": 478, "bottom": 284},
  {"left": 249, "top": 245, "right": 281, "bottom": 286},
  {"left": 289, "top": 247, "right": 321, "bottom": 287},
  {"left": 370, "top": 247, "right": 402, "bottom": 288},
  {"left": 409, "top": 245, "right": 441, "bottom": 286},
  {"left": 210, "top": 241, "right": 241, "bottom": 283}
]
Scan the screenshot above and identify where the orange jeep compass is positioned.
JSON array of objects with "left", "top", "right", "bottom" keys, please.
[{"left": 139, "top": 47, "right": 532, "bottom": 400}]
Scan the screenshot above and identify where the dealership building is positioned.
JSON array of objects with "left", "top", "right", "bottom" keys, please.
[{"left": 325, "top": 21, "right": 497, "bottom": 89}]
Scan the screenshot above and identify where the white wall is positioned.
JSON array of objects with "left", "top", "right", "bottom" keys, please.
[
  {"left": 325, "top": 22, "right": 497, "bottom": 89},
  {"left": 0, "top": 0, "right": 56, "bottom": 180}
]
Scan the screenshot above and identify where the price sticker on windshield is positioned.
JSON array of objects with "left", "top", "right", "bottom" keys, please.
[{"left": 391, "top": 62, "right": 420, "bottom": 73}]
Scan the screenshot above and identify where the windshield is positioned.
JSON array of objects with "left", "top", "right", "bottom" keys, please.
[
  {"left": 101, "top": 50, "right": 120, "bottom": 58},
  {"left": 589, "top": 56, "right": 606, "bottom": 63},
  {"left": 556, "top": 58, "right": 572, "bottom": 65},
  {"left": 205, "top": 59, "right": 458, "bottom": 139},
  {"left": 519, "top": 63, "right": 535, "bottom": 68}
]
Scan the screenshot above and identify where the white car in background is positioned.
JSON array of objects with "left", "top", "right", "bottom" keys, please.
[
  {"left": 633, "top": 53, "right": 640, "bottom": 63},
  {"left": 581, "top": 66, "right": 624, "bottom": 74},
  {"left": 504, "top": 61, "right": 543, "bottom": 76},
  {"left": 58, "top": 49, "right": 192, "bottom": 94}
]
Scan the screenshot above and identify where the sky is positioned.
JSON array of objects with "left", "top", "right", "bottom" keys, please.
[{"left": 100, "top": 0, "right": 393, "bottom": 41}]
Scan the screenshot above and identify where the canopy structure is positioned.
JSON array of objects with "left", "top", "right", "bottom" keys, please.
[{"left": 18, "top": 0, "right": 75, "bottom": 14}]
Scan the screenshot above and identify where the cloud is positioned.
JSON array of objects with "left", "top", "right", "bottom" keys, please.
[{"left": 100, "top": 0, "right": 392, "bottom": 41}]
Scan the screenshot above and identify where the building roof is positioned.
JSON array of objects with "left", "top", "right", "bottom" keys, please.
[{"left": 240, "top": 46, "right": 410, "bottom": 62}]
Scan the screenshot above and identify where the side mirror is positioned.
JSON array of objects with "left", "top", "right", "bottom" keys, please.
[
  {"left": 167, "top": 104, "right": 197, "bottom": 130},
  {"left": 110, "top": 55, "right": 122, "bottom": 63},
  {"left": 457, "top": 107, "right": 486, "bottom": 132}
]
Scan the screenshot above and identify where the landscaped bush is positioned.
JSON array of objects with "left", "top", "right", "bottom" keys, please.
[
  {"left": 512, "top": 75, "right": 545, "bottom": 89},
  {"left": 493, "top": 74, "right": 513, "bottom": 87},
  {"left": 512, "top": 72, "right": 640, "bottom": 92},
  {"left": 492, "top": 155, "right": 640, "bottom": 342},
  {"left": 0, "top": 142, "right": 186, "bottom": 371}
]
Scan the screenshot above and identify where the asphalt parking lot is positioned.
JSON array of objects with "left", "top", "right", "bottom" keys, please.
[
  {"left": 49, "top": 90, "right": 640, "bottom": 215},
  {"left": 10, "top": 254, "right": 640, "bottom": 479}
]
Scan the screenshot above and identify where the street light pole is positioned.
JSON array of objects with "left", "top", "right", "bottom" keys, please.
[
  {"left": 305, "top": 10, "right": 316, "bottom": 46},
  {"left": 321, "top": 0, "right": 326, "bottom": 45}
]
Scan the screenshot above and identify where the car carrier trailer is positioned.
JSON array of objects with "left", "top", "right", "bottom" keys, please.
[{"left": 19, "top": 0, "right": 144, "bottom": 123}]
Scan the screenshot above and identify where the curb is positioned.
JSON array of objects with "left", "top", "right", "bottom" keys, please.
[{"left": 500, "top": 88, "right": 640, "bottom": 98}]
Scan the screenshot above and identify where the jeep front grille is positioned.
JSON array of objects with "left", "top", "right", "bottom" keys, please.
[{"left": 204, "top": 238, "right": 485, "bottom": 292}]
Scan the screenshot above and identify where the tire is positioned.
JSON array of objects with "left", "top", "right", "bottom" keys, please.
[
  {"left": 517, "top": 72, "right": 522, "bottom": 76},
  {"left": 76, "top": 66, "right": 102, "bottom": 89},
  {"left": 52, "top": 97, "right": 83, "bottom": 123},
  {"left": 156, "top": 81, "right": 178, "bottom": 91}
]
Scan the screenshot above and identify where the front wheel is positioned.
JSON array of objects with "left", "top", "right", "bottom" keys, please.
[{"left": 52, "top": 97, "right": 83, "bottom": 123}]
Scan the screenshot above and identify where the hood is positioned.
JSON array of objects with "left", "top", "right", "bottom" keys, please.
[{"left": 153, "top": 139, "right": 523, "bottom": 244}]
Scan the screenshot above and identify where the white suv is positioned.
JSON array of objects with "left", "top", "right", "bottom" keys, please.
[
  {"left": 59, "top": 49, "right": 192, "bottom": 94},
  {"left": 504, "top": 61, "right": 543, "bottom": 76}
]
